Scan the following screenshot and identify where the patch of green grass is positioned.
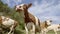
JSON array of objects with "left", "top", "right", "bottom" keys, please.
[
  {"left": 47, "top": 30, "right": 55, "bottom": 34},
  {"left": 36, "top": 30, "right": 60, "bottom": 34},
  {"left": 47, "top": 30, "right": 60, "bottom": 34}
]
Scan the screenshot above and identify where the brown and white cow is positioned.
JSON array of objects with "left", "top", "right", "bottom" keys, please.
[
  {"left": 15, "top": 3, "right": 40, "bottom": 34},
  {"left": 0, "top": 16, "right": 18, "bottom": 34},
  {"left": 40, "top": 20, "right": 52, "bottom": 34},
  {"left": 43, "top": 24, "right": 60, "bottom": 34}
]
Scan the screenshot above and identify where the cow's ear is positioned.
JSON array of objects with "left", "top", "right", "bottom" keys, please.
[
  {"left": 14, "top": 5, "right": 17, "bottom": 9},
  {"left": 23, "top": 4, "right": 27, "bottom": 9},
  {"left": 27, "top": 3, "right": 32, "bottom": 8},
  {"left": 50, "top": 20, "right": 52, "bottom": 22},
  {"left": 45, "top": 21, "right": 47, "bottom": 23}
]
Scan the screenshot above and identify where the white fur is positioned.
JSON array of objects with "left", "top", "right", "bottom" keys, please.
[
  {"left": 40, "top": 20, "right": 52, "bottom": 34},
  {"left": 1, "top": 16, "right": 16, "bottom": 34},
  {"left": 20, "top": 4, "right": 24, "bottom": 6},
  {"left": 2, "top": 19, "right": 14, "bottom": 27},
  {"left": 8, "top": 25, "right": 14, "bottom": 34},
  {"left": 16, "top": 4, "right": 24, "bottom": 10},
  {"left": 43, "top": 24, "right": 60, "bottom": 34},
  {"left": 47, "top": 24, "right": 60, "bottom": 32},
  {"left": 25, "top": 22, "right": 35, "bottom": 34},
  {"left": 1, "top": 16, "right": 14, "bottom": 27},
  {"left": 46, "top": 20, "right": 51, "bottom": 25},
  {"left": 31, "top": 23, "right": 35, "bottom": 34},
  {"left": 25, "top": 24, "right": 28, "bottom": 34},
  {"left": 35, "top": 16, "right": 38, "bottom": 26}
]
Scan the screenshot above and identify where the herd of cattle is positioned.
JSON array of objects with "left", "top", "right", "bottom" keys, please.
[{"left": 0, "top": 3, "right": 60, "bottom": 34}]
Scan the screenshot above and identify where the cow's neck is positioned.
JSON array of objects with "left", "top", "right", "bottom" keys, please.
[
  {"left": 0, "top": 16, "right": 2, "bottom": 24},
  {"left": 24, "top": 9, "right": 30, "bottom": 23},
  {"left": 24, "top": 9, "right": 29, "bottom": 18}
]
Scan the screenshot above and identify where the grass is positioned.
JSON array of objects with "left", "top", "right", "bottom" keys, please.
[
  {"left": 36, "top": 30, "right": 60, "bottom": 34},
  {"left": 2, "top": 30, "right": 60, "bottom": 34},
  {"left": 2, "top": 25, "right": 60, "bottom": 34},
  {"left": 47, "top": 30, "right": 55, "bottom": 34},
  {"left": 47, "top": 30, "right": 60, "bottom": 34}
]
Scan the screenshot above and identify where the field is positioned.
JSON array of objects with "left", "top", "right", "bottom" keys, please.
[
  {"left": 36, "top": 30, "right": 60, "bottom": 34},
  {"left": 21, "top": 30, "right": 60, "bottom": 34},
  {"left": 2, "top": 25, "right": 60, "bottom": 34},
  {"left": 47, "top": 31, "right": 60, "bottom": 34},
  {"left": 23, "top": 30, "right": 60, "bottom": 34},
  {"left": 14, "top": 29, "right": 60, "bottom": 34}
]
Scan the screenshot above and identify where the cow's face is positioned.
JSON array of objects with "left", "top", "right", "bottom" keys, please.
[
  {"left": 46, "top": 20, "right": 52, "bottom": 25},
  {"left": 58, "top": 24, "right": 60, "bottom": 28},
  {"left": 15, "top": 3, "right": 32, "bottom": 12}
]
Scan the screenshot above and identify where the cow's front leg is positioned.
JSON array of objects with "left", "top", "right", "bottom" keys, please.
[
  {"left": 54, "top": 30, "right": 57, "bottom": 34},
  {"left": 8, "top": 25, "right": 14, "bottom": 34},
  {"left": 40, "top": 30, "right": 44, "bottom": 34},
  {"left": 25, "top": 24, "right": 28, "bottom": 34},
  {"left": 31, "top": 23, "right": 35, "bottom": 34}
]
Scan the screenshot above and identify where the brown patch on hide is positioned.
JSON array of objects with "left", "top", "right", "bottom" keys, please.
[
  {"left": 58, "top": 24, "right": 60, "bottom": 29},
  {"left": 14, "top": 21, "right": 18, "bottom": 28},
  {"left": 35, "top": 19, "right": 41, "bottom": 32},
  {"left": 40, "top": 21, "right": 49, "bottom": 30},
  {"left": 45, "top": 21, "right": 49, "bottom": 28},
  {"left": 0, "top": 16, "right": 2, "bottom": 24},
  {"left": 23, "top": 9, "right": 36, "bottom": 24}
]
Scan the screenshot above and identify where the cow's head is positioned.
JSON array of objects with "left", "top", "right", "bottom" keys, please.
[
  {"left": 58, "top": 24, "right": 60, "bottom": 29},
  {"left": 45, "top": 20, "right": 52, "bottom": 26},
  {"left": 15, "top": 3, "right": 32, "bottom": 12}
]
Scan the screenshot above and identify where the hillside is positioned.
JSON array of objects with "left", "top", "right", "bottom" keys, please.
[{"left": 0, "top": 0, "right": 25, "bottom": 34}]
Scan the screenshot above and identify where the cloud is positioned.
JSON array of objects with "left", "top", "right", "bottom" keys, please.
[
  {"left": 13, "top": 0, "right": 22, "bottom": 4},
  {"left": 2, "top": 0, "right": 22, "bottom": 7},
  {"left": 29, "top": 0, "right": 60, "bottom": 24},
  {"left": 39, "top": 16, "right": 60, "bottom": 24},
  {"left": 2, "top": 0, "right": 60, "bottom": 24}
]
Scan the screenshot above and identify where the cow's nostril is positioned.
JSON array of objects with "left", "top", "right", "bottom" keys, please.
[
  {"left": 16, "top": 8, "right": 23, "bottom": 12},
  {"left": 19, "top": 6, "right": 21, "bottom": 8},
  {"left": 50, "top": 20, "right": 52, "bottom": 22}
]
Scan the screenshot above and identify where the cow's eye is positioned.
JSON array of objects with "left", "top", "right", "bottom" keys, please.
[
  {"left": 19, "top": 6, "right": 21, "bottom": 8},
  {"left": 50, "top": 20, "right": 52, "bottom": 22}
]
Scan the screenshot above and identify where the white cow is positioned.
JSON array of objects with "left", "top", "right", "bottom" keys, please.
[
  {"left": 43, "top": 24, "right": 60, "bottom": 34},
  {"left": 40, "top": 20, "right": 52, "bottom": 34},
  {"left": 0, "top": 16, "right": 18, "bottom": 34}
]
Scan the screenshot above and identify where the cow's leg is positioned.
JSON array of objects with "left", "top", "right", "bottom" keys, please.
[
  {"left": 40, "top": 30, "right": 44, "bottom": 34},
  {"left": 11, "top": 29, "right": 14, "bottom": 34},
  {"left": 44, "top": 31, "right": 47, "bottom": 34},
  {"left": 54, "top": 29, "right": 57, "bottom": 34},
  {"left": 8, "top": 25, "right": 14, "bottom": 34},
  {"left": 25, "top": 24, "right": 28, "bottom": 34},
  {"left": 40, "top": 30, "right": 42, "bottom": 34},
  {"left": 31, "top": 23, "right": 35, "bottom": 34},
  {"left": 0, "top": 28, "right": 4, "bottom": 34},
  {"left": 54, "top": 31, "right": 57, "bottom": 34},
  {"left": 41, "top": 31, "right": 43, "bottom": 34},
  {"left": 43, "top": 28, "right": 47, "bottom": 34}
]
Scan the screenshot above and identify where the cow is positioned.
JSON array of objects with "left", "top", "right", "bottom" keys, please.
[
  {"left": 43, "top": 24, "right": 60, "bottom": 34},
  {"left": 15, "top": 3, "right": 40, "bottom": 34},
  {"left": 40, "top": 19, "right": 52, "bottom": 34},
  {"left": 0, "top": 16, "right": 18, "bottom": 34}
]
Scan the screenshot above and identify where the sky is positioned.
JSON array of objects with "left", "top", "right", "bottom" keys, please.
[{"left": 1, "top": 0, "right": 60, "bottom": 24}]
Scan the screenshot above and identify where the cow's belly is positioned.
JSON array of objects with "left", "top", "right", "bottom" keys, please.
[{"left": 2, "top": 19, "right": 14, "bottom": 27}]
